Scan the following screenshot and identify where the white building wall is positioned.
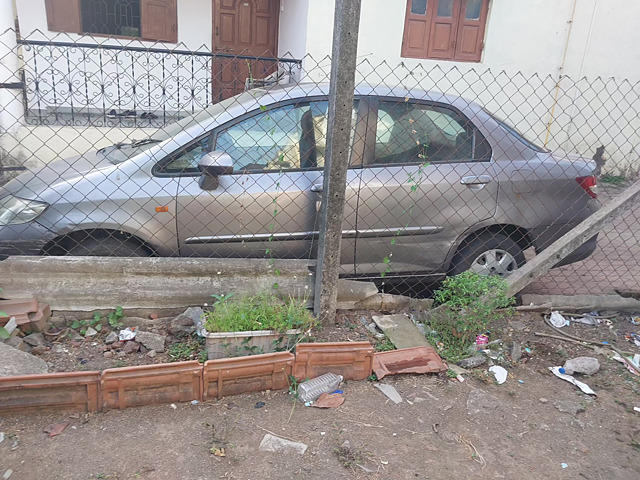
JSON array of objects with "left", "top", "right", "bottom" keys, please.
[{"left": 277, "top": 0, "right": 309, "bottom": 59}]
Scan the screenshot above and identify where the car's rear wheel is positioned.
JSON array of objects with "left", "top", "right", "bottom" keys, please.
[
  {"left": 449, "top": 233, "right": 525, "bottom": 277},
  {"left": 66, "top": 236, "right": 151, "bottom": 257}
]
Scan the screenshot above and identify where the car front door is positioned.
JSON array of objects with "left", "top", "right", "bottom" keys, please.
[
  {"left": 355, "top": 98, "right": 499, "bottom": 276},
  {"left": 173, "top": 99, "right": 364, "bottom": 274}
]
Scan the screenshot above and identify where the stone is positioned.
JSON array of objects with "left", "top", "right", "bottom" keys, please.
[
  {"left": 539, "top": 398, "right": 549, "bottom": 404},
  {"left": 510, "top": 320, "right": 527, "bottom": 332},
  {"left": 123, "top": 341, "right": 140, "bottom": 354},
  {"left": 563, "top": 357, "right": 600, "bottom": 376},
  {"left": 506, "top": 341, "right": 522, "bottom": 362},
  {"left": 103, "top": 351, "right": 114, "bottom": 359},
  {"left": 111, "top": 341, "right": 124, "bottom": 349},
  {"left": 0, "top": 341, "right": 49, "bottom": 376},
  {"left": 374, "top": 384, "right": 403, "bottom": 404},
  {"left": 49, "top": 315, "right": 67, "bottom": 327},
  {"left": 258, "top": 434, "right": 308, "bottom": 455},
  {"left": 30, "top": 345, "right": 50, "bottom": 355},
  {"left": 149, "top": 313, "right": 159, "bottom": 320},
  {"left": 467, "top": 389, "right": 500, "bottom": 414},
  {"left": 169, "top": 307, "right": 204, "bottom": 336},
  {"left": 458, "top": 355, "right": 486, "bottom": 369},
  {"left": 84, "top": 327, "right": 98, "bottom": 337},
  {"left": 554, "top": 400, "right": 585, "bottom": 415},
  {"left": 146, "top": 350, "right": 157, "bottom": 358},
  {"left": 135, "top": 331, "right": 166, "bottom": 353},
  {"left": 104, "top": 332, "right": 118, "bottom": 344},
  {"left": 4, "top": 336, "right": 25, "bottom": 351},
  {"left": 52, "top": 344, "right": 65, "bottom": 354},
  {"left": 117, "top": 351, "right": 126, "bottom": 358},
  {"left": 23, "top": 333, "right": 45, "bottom": 347},
  {"left": 72, "top": 333, "right": 84, "bottom": 342}
]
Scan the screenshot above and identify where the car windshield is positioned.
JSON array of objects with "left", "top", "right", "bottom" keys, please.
[{"left": 483, "top": 108, "right": 549, "bottom": 153}]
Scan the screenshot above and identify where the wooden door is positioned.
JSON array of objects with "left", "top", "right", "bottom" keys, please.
[{"left": 212, "top": 0, "right": 280, "bottom": 102}]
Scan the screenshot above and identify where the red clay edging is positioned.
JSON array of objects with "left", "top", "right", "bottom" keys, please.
[
  {"left": 0, "top": 371, "right": 101, "bottom": 414},
  {"left": 293, "top": 342, "right": 374, "bottom": 381},
  {"left": 0, "top": 341, "right": 378, "bottom": 415},
  {"left": 203, "top": 352, "right": 295, "bottom": 400},
  {"left": 101, "top": 361, "right": 202, "bottom": 410}
]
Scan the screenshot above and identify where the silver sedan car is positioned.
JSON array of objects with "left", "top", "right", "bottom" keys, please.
[{"left": 0, "top": 83, "right": 599, "bottom": 279}]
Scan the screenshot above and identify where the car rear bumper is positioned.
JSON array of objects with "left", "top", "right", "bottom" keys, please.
[
  {"left": 0, "top": 223, "right": 56, "bottom": 257},
  {"left": 553, "top": 233, "right": 598, "bottom": 267}
]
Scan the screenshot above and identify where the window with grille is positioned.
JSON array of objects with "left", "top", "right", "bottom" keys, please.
[
  {"left": 45, "top": 0, "right": 177, "bottom": 43},
  {"left": 80, "top": 0, "right": 141, "bottom": 37}
]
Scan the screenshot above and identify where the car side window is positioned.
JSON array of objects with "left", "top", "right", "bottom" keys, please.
[
  {"left": 157, "top": 133, "right": 214, "bottom": 174},
  {"left": 372, "top": 101, "right": 491, "bottom": 165},
  {"left": 214, "top": 101, "right": 359, "bottom": 173}
]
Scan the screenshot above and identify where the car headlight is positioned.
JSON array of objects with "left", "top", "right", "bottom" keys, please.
[{"left": 0, "top": 196, "right": 48, "bottom": 226}]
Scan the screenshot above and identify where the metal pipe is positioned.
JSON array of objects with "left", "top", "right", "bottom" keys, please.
[{"left": 544, "top": 0, "right": 578, "bottom": 147}]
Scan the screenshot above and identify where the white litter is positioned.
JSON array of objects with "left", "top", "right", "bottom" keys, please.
[
  {"left": 489, "top": 365, "right": 508, "bottom": 384},
  {"left": 550, "top": 311, "right": 569, "bottom": 328},
  {"left": 118, "top": 328, "right": 137, "bottom": 341},
  {"left": 549, "top": 367, "right": 596, "bottom": 396}
]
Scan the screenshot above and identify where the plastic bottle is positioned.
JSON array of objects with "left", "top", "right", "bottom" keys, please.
[{"left": 297, "top": 373, "right": 343, "bottom": 403}]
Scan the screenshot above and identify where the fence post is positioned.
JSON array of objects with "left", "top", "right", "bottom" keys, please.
[
  {"left": 0, "top": 0, "right": 25, "bottom": 134},
  {"left": 313, "top": 0, "right": 362, "bottom": 326}
]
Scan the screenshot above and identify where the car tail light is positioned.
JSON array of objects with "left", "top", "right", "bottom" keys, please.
[{"left": 576, "top": 175, "right": 598, "bottom": 198}]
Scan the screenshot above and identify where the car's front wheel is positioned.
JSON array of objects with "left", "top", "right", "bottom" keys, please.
[
  {"left": 449, "top": 233, "right": 525, "bottom": 277},
  {"left": 66, "top": 236, "right": 151, "bottom": 257}
]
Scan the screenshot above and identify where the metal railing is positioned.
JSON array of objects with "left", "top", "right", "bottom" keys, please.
[{"left": 18, "top": 39, "right": 302, "bottom": 127}]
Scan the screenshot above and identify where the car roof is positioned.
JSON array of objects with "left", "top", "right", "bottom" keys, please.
[{"left": 250, "top": 82, "right": 481, "bottom": 113}]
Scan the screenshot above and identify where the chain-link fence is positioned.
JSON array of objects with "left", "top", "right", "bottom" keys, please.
[{"left": 1, "top": 31, "right": 639, "bottom": 298}]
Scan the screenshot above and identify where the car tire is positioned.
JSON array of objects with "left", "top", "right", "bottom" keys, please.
[
  {"left": 66, "top": 236, "right": 151, "bottom": 257},
  {"left": 449, "top": 233, "right": 525, "bottom": 277}
]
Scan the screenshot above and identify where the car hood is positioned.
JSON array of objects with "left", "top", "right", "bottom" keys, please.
[{"left": 0, "top": 150, "right": 115, "bottom": 200}]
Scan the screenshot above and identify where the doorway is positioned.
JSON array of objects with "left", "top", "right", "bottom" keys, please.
[{"left": 212, "top": 0, "right": 280, "bottom": 101}]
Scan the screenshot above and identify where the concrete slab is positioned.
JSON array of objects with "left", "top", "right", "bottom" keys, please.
[
  {"left": 372, "top": 314, "right": 433, "bottom": 350},
  {"left": 0, "top": 341, "right": 48, "bottom": 377},
  {"left": 374, "top": 383, "right": 403, "bottom": 404}
]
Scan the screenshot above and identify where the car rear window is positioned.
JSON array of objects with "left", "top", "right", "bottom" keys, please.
[{"left": 483, "top": 109, "right": 549, "bottom": 153}]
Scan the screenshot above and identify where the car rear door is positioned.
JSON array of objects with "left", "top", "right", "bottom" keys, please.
[{"left": 355, "top": 97, "right": 499, "bottom": 276}]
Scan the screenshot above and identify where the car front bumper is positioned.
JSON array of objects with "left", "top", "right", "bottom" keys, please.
[{"left": 0, "top": 222, "right": 57, "bottom": 257}]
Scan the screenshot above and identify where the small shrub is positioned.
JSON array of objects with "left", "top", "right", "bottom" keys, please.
[
  {"left": 203, "top": 293, "right": 315, "bottom": 334},
  {"left": 168, "top": 333, "right": 207, "bottom": 362},
  {"left": 426, "top": 272, "right": 514, "bottom": 362}
]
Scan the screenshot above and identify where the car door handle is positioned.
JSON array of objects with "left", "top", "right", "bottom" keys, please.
[
  {"left": 310, "top": 183, "right": 323, "bottom": 193},
  {"left": 460, "top": 175, "right": 492, "bottom": 185}
]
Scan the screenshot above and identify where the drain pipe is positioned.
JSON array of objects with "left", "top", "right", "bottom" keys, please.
[
  {"left": 544, "top": 0, "right": 578, "bottom": 147},
  {"left": 563, "top": 0, "right": 599, "bottom": 152}
]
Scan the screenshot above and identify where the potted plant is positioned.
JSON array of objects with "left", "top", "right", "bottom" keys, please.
[{"left": 202, "top": 293, "right": 315, "bottom": 359}]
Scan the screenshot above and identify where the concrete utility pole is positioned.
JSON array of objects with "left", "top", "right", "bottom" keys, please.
[{"left": 313, "top": 0, "right": 362, "bottom": 326}]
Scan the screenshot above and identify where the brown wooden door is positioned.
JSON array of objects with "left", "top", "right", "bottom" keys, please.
[{"left": 212, "top": 0, "right": 280, "bottom": 102}]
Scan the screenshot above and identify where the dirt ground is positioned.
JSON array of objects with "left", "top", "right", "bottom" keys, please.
[{"left": 2, "top": 310, "right": 640, "bottom": 480}]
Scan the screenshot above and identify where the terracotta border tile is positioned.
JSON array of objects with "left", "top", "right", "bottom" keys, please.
[
  {"left": 101, "top": 361, "right": 202, "bottom": 410},
  {"left": 294, "top": 342, "right": 374, "bottom": 381},
  {"left": 203, "top": 352, "right": 294, "bottom": 400},
  {"left": 0, "top": 371, "right": 101, "bottom": 414},
  {"left": 373, "top": 346, "right": 446, "bottom": 379}
]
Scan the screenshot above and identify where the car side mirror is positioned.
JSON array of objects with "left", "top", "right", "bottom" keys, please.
[{"left": 198, "top": 151, "right": 233, "bottom": 190}]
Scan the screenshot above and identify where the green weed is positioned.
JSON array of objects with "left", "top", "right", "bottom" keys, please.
[
  {"left": 425, "top": 272, "right": 514, "bottom": 362},
  {"left": 204, "top": 293, "right": 315, "bottom": 334}
]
